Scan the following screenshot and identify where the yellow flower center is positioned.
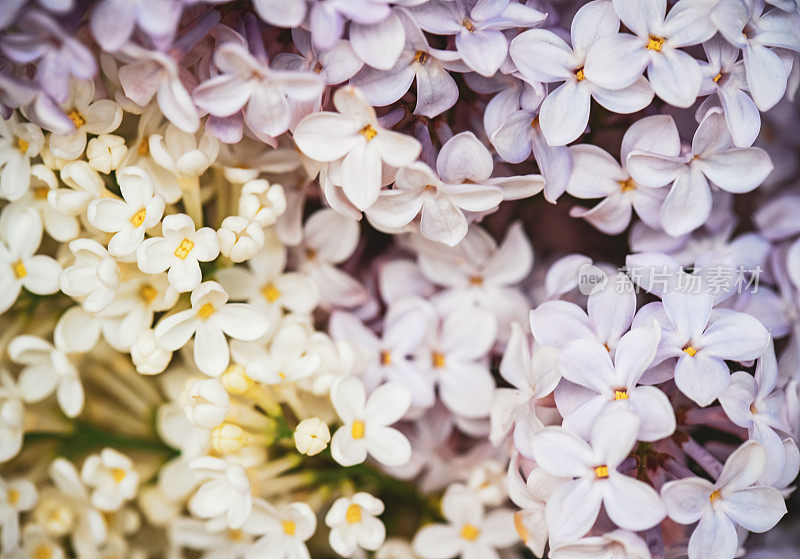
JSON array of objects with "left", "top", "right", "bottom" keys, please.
[
  {"left": 282, "top": 520, "right": 296, "bottom": 535},
  {"left": 619, "top": 178, "right": 636, "bottom": 192},
  {"left": 345, "top": 504, "right": 362, "bottom": 524},
  {"left": 17, "top": 137, "right": 29, "bottom": 153},
  {"left": 414, "top": 50, "right": 430, "bottom": 65},
  {"left": 575, "top": 67, "right": 585, "bottom": 82},
  {"left": 34, "top": 545, "right": 53, "bottom": 559},
  {"left": 34, "top": 186, "right": 49, "bottom": 200},
  {"left": 469, "top": 275, "right": 483, "bottom": 286},
  {"left": 261, "top": 283, "right": 281, "bottom": 302},
  {"left": 359, "top": 124, "right": 377, "bottom": 141},
  {"left": 351, "top": 420, "right": 366, "bottom": 439},
  {"left": 305, "top": 248, "right": 317, "bottom": 261},
  {"left": 139, "top": 284, "right": 158, "bottom": 304},
  {"left": 460, "top": 523, "right": 480, "bottom": 541},
  {"left": 683, "top": 344, "right": 697, "bottom": 357},
  {"left": 462, "top": 18, "right": 476, "bottom": 32},
  {"left": 380, "top": 350, "right": 392, "bottom": 366},
  {"left": 709, "top": 489, "right": 722, "bottom": 503},
  {"left": 7, "top": 488, "right": 19, "bottom": 506},
  {"left": 174, "top": 238, "right": 195, "bottom": 259},
  {"left": 432, "top": 351, "right": 446, "bottom": 369},
  {"left": 750, "top": 402, "right": 758, "bottom": 415},
  {"left": 137, "top": 137, "right": 150, "bottom": 156},
  {"left": 12, "top": 260, "right": 26, "bottom": 279},
  {"left": 594, "top": 465, "right": 609, "bottom": 479},
  {"left": 229, "top": 529, "right": 244, "bottom": 542},
  {"left": 613, "top": 388, "right": 629, "bottom": 400},
  {"left": 111, "top": 468, "right": 126, "bottom": 483},
  {"left": 646, "top": 36, "right": 665, "bottom": 52},
  {"left": 713, "top": 72, "right": 723, "bottom": 83},
  {"left": 197, "top": 302, "right": 216, "bottom": 319},
  {"left": 68, "top": 109, "right": 86, "bottom": 128},
  {"left": 130, "top": 208, "right": 147, "bottom": 227},
  {"left": 530, "top": 116, "right": 539, "bottom": 128},
  {"left": 513, "top": 512, "right": 529, "bottom": 544}
]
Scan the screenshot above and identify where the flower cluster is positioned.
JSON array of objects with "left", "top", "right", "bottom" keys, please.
[{"left": 0, "top": 0, "right": 798, "bottom": 558}]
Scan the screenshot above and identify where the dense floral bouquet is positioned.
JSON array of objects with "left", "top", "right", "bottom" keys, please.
[{"left": 0, "top": 0, "right": 799, "bottom": 558}]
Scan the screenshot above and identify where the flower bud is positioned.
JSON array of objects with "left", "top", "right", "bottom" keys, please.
[
  {"left": 294, "top": 417, "right": 330, "bottom": 456},
  {"left": 87, "top": 134, "right": 127, "bottom": 173}
]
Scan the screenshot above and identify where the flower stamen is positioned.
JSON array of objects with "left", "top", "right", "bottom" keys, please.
[
  {"left": 594, "top": 465, "right": 609, "bottom": 479},
  {"left": 174, "top": 238, "right": 194, "bottom": 259},
  {"left": 346, "top": 504, "right": 362, "bottom": 524},
  {"left": 351, "top": 420, "right": 366, "bottom": 439},
  {"left": 130, "top": 208, "right": 147, "bottom": 227},
  {"left": 646, "top": 36, "right": 665, "bottom": 52},
  {"left": 360, "top": 124, "right": 377, "bottom": 141}
]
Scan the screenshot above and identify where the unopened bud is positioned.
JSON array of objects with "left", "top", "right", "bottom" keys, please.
[{"left": 294, "top": 417, "right": 330, "bottom": 456}]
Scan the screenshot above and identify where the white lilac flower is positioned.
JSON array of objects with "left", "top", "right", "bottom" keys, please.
[
  {"left": 154, "top": 281, "right": 269, "bottom": 377},
  {"left": 137, "top": 213, "right": 220, "bottom": 293},
  {"left": 87, "top": 166, "right": 165, "bottom": 257},
  {"left": 507, "top": 456, "right": 567, "bottom": 557},
  {"left": 245, "top": 500, "right": 317, "bottom": 559},
  {"left": 0, "top": 113, "right": 44, "bottom": 200},
  {"left": 530, "top": 411, "right": 666, "bottom": 543},
  {"left": 0, "top": 477, "right": 36, "bottom": 552},
  {"left": 719, "top": 340, "right": 795, "bottom": 486},
  {"left": 627, "top": 109, "right": 773, "bottom": 237},
  {"left": 698, "top": 37, "right": 761, "bottom": 148},
  {"left": 13, "top": 525, "right": 65, "bottom": 559},
  {"left": 330, "top": 376, "right": 412, "bottom": 467},
  {"left": 711, "top": 1, "right": 800, "bottom": 111},
  {"left": 325, "top": 492, "right": 386, "bottom": 557},
  {"left": 367, "top": 132, "right": 511, "bottom": 247},
  {"left": 59, "top": 239, "right": 120, "bottom": 313},
  {"left": 414, "top": 307, "right": 497, "bottom": 420},
  {"left": 491, "top": 323, "right": 560, "bottom": 449},
  {"left": 117, "top": 44, "right": 200, "bottom": 133},
  {"left": 633, "top": 290, "right": 770, "bottom": 406},
  {"left": 5, "top": 164, "right": 78, "bottom": 241},
  {"left": 484, "top": 81, "right": 572, "bottom": 202},
  {"left": 271, "top": 29, "right": 364, "bottom": 86},
  {"left": 50, "top": 160, "right": 105, "bottom": 216},
  {"left": 8, "top": 335, "right": 84, "bottom": 418},
  {"left": 556, "top": 321, "right": 677, "bottom": 442},
  {"left": 532, "top": 270, "right": 637, "bottom": 352},
  {"left": 549, "top": 529, "right": 651, "bottom": 559},
  {"left": 412, "top": 483, "right": 517, "bottom": 559},
  {"left": 408, "top": 0, "right": 546, "bottom": 77},
  {"left": 216, "top": 238, "right": 319, "bottom": 335},
  {"left": 49, "top": 80, "right": 123, "bottom": 160},
  {"left": 189, "top": 456, "right": 252, "bottom": 529},
  {"left": 414, "top": 223, "right": 533, "bottom": 337},
  {"left": 98, "top": 270, "right": 179, "bottom": 350},
  {"left": 565, "top": 115, "right": 678, "bottom": 234},
  {"left": 231, "top": 321, "right": 321, "bottom": 385},
  {"left": 80, "top": 448, "right": 139, "bottom": 512},
  {"left": 293, "top": 86, "right": 421, "bottom": 210},
  {"left": 584, "top": 0, "right": 716, "bottom": 107},
  {"left": 295, "top": 208, "right": 367, "bottom": 308},
  {"left": 193, "top": 42, "right": 324, "bottom": 142},
  {"left": 350, "top": 14, "right": 461, "bottom": 118},
  {"left": 0, "top": 207, "right": 61, "bottom": 313},
  {"left": 329, "top": 298, "right": 434, "bottom": 408},
  {"left": 509, "top": 0, "right": 654, "bottom": 146},
  {"left": 661, "top": 441, "right": 787, "bottom": 559}
]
